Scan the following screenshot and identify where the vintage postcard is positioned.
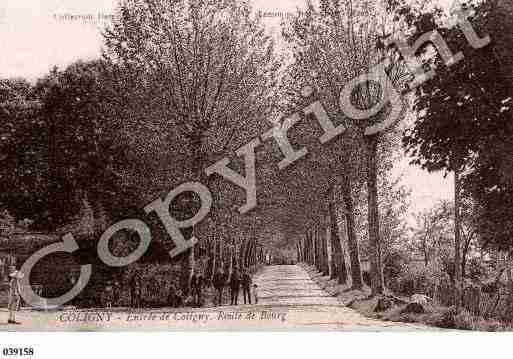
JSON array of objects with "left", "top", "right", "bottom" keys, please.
[{"left": 0, "top": 0, "right": 512, "bottom": 341}]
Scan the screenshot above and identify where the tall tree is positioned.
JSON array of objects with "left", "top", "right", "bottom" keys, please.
[
  {"left": 0, "top": 78, "right": 48, "bottom": 226},
  {"left": 103, "top": 0, "right": 279, "bottom": 292},
  {"left": 401, "top": 0, "right": 512, "bottom": 307},
  {"left": 35, "top": 61, "right": 134, "bottom": 229}
]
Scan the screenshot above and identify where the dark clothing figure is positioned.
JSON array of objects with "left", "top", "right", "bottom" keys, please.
[
  {"left": 213, "top": 271, "right": 227, "bottom": 306},
  {"left": 216, "top": 287, "right": 224, "bottom": 306},
  {"left": 167, "top": 284, "right": 176, "bottom": 307},
  {"left": 113, "top": 281, "right": 121, "bottom": 306},
  {"left": 104, "top": 283, "right": 114, "bottom": 308},
  {"left": 230, "top": 271, "right": 241, "bottom": 305},
  {"left": 149, "top": 278, "right": 159, "bottom": 298},
  {"left": 253, "top": 284, "right": 258, "bottom": 304},
  {"left": 241, "top": 272, "right": 252, "bottom": 304},
  {"left": 131, "top": 276, "right": 142, "bottom": 308},
  {"left": 168, "top": 285, "right": 183, "bottom": 308},
  {"left": 175, "top": 290, "right": 184, "bottom": 308},
  {"left": 191, "top": 274, "right": 204, "bottom": 307}
]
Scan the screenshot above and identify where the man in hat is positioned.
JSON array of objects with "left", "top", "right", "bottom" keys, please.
[
  {"left": 8, "top": 267, "right": 23, "bottom": 324},
  {"left": 241, "top": 269, "right": 252, "bottom": 304},
  {"left": 191, "top": 270, "right": 204, "bottom": 307},
  {"left": 130, "top": 273, "right": 142, "bottom": 308},
  {"left": 213, "top": 268, "right": 227, "bottom": 306},
  {"left": 229, "top": 269, "right": 241, "bottom": 306}
]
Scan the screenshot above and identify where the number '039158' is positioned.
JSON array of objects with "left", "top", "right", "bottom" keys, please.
[{"left": 2, "top": 347, "right": 34, "bottom": 356}]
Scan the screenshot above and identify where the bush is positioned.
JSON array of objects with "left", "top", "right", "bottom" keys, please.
[
  {"left": 454, "top": 309, "right": 477, "bottom": 330},
  {"left": 434, "top": 306, "right": 459, "bottom": 329},
  {"left": 474, "top": 318, "right": 505, "bottom": 332},
  {"left": 433, "top": 307, "right": 504, "bottom": 330},
  {"left": 392, "top": 260, "right": 451, "bottom": 299},
  {"left": 401, "top": 302, "right": 426, "bottom": 314},
  {"left": 383, "top": 250, "right": 409, "bottom": 292}
]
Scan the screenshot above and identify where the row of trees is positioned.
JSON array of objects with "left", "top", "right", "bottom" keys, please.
[
  {"left": 291, "top": 0, "right": 513, "bottom": 315},
  {"left": 1, "top": 0, "right": 279, "bottom": 298},
  {"left": 2, "top": 0, "right": 512, "bottom": 310},
  {"left": 281, "top": 0, "right": 411, "bottom": 296}
]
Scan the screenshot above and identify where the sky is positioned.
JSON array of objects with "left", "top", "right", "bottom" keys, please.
[{"left": 0, "top": 0, "right": 454, "bottom": 217}]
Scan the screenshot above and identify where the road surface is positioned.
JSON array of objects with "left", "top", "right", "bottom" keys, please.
[{"left": 0, "top": 265, "right": 431, "bottom": 331}]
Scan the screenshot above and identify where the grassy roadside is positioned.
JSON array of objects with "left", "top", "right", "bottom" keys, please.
[{"left": 300, "top": 263, "right": 511, "bottom": 331}]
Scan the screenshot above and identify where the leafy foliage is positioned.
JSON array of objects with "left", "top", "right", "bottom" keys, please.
[{"left": 401, "top": 0, "right": 513, "bottom": 250}]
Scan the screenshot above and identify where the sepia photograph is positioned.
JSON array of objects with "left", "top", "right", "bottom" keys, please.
[{"left": 0, "top": 0, "right": 512, "bottom": 355}]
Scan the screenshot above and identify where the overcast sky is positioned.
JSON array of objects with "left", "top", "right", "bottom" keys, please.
[{"left": 0, "top": 0, "right": 454, "bottom": 216}]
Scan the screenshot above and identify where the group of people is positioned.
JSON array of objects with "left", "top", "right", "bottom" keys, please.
[
  {"left": 169, "top": 267, "right": 257, "bottom": 307},
  {"left": 164, "top": 271, "right": 205, "bottom": 308},
  {"left": 105, "top": 272, "right": 205, "bottom": 309},
  {"left": 3, "top": 265, "right": 259, "bottom": 322},
  {"left": 213, "top": 268, "right": 257, "bottom": 306},
  {"left": 128, "top": 268, "right": 257, "bottom": 308},
  {"left": 104, "top": 280, "right": 122, "bottom": 308}
]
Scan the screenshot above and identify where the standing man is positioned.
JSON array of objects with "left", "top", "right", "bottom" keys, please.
[
  {"left": 229, "top": 269, "right": 241, "bottom": 305},
  {"left": 213, "top": 269, "right": 226, "bottom": 306},
  {"left": 7, "top": 267, "right": 23, "bottom": 324},
  {"left": 191, "top": 270, "right": 204, "bottom": 307},
  {"left": 253, "top": 284, "right": 258, "bottom": 304},
  {"left": 104, "top": 281, "right": 114, "bottom": 308},
  {"left": 130, "top": 274, "right": 141, "bottom": 308},
  {"left": 113, "top": 281, "right": 121, "bottom": 307},
  {"left": 241, "top": 269, "right": 252, "bottom": 304}
]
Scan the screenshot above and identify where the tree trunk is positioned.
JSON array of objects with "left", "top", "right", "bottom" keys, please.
[
  {"left": 327, "top": 226, "right": 336, "bottom": 280},
  {"left": 309, "top": 232, "right": 313, "bottom": 265},
  {"left": 210, "top": 240, "right": 218, "bottom": 282},
  {"left": 240, "top": 240, "right": 247, "bottom": 271},
  {"left": 454, "top": 168, "right": 462, "bottom": 309},
  {"left": 321, "top": 227, "right": 329, "bottom": 275},
  {"left": 316, "top": 229, "right": 322, "bottom": 272},
  {"left": 366, "top": 135, "right": 384, "bottom": 296},
  {"left": 506, "top": 254, "right": 513, "bottom": 321},
  {"left": 304, "top": 235, "right": 308, "bottom": 264},
  {"left": 311, "top": 230, "right": 317, "bottom": 268},
  {"left": 342, "top": 176, "right": 363, "bottom": 289},
  {"left": 181, "top": 245, "right": 194, "bottom": 297},
  {"left": 244, "top": 239, "right": 253, "bottom": 268},
  {"left": 180, "top": 148, "right": 208, "bottom": 298},
  {"left": 461, "top": 238, "right": 470, "bottom": 280},
  {"left": 311, "top": 230, "right": 319, "bottom": 270},
  {"left": 329, "top": 196, "right": 347, "bottom": 284},
  {"left": 306, "top": 234, "right": 311, "bottom": 264},
  {"left": 228, "top": 245, "right": 234, "bottom": 278},
  {"left": 422, "top": 231, "right": 429, "bottom": 266}
]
